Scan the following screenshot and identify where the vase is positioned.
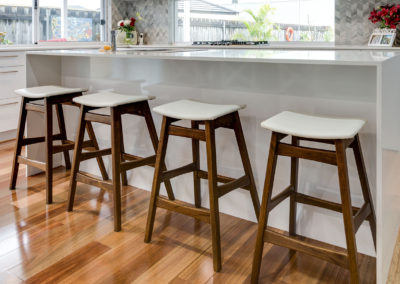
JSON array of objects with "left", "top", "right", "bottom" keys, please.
[{"left": 117, "top": 30, "right": 138, "bottom": 46}]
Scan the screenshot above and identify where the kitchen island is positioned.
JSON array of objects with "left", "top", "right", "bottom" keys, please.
[{"left": 25, "top": 48, "right": 400, "bottom": 283}]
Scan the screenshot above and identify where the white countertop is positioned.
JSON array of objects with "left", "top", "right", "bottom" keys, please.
[
  {"left": 27, "top": 48, "right": 398, "bottom": 66},
  {"left": 0, "top": 44, "right": 102, "bottom": 52},
  {"left": 137, "top": 42, "right": 400, "bottom": 51}
]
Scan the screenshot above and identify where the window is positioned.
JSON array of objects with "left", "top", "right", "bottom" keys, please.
[
  {"left": 174, "top": 0, "right": 335, "bottom": 43},
  {"left": 0, "top": 0, "right": 33, "bottom": 45},
  {"left": 0, "top": 0, "right": 105, "bottom": 45}
]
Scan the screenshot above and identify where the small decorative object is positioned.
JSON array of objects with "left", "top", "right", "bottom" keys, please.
[
  {"left": 395, "top": 25, "right": 400, "bottom": 47},
  {"left": 368, "top": 4, "right": 400, "bottom": 47},
  {"left": 139, "top": 32, "right": 144, "bottom": 45},
  {"left": 368, "top": 28, "right": 396, "bottom": 46},
  {"left": 0, "top": 32, "right": 11, "bottom": 45}
]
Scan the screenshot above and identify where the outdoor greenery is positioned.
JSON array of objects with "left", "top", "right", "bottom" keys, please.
[{"left": 233, "top": 4, "right": 277, "bottom": 41}]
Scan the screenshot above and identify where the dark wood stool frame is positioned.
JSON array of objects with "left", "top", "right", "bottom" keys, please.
[
  {"left": 9, "top": 92, "right": 108, "bottom": 204},
  {"left": 144, "top": 111, "right": 261, "bottom": 272},
  {"left": 251, "top": 132, "right": 377, "bottom": 284},
  {"left": 67, "top": 100, "right": 175, "bottom": 232}
]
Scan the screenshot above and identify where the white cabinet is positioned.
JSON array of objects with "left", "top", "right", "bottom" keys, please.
[{"left": 0, "top": 51, "right": 25, "bottom": 138}]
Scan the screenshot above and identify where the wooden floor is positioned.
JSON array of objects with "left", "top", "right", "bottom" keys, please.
[{"left": 0, "top": 144, "right": 376, "bottom": 283}]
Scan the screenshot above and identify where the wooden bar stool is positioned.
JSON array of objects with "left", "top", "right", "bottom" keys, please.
[
  {"left": 67, "top": 92, "right": 175, "bottom": 232},
  {"left": 144, "top": 99, "right": 261, "bottom": 272},
  {"left": 251, "top": 111, "right": 377, "bottom": 284},
  {"left": 9, "top": 86, "right": 108, "bottom": 204}
]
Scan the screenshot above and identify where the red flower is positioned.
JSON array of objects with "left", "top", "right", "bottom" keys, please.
[
  {"left": 130, "top": 18, "right": 136, "bottom": 27},
  {"left": 120, "top": 22, "right": 124, "bottom": 27},
  {"left": 369, "top": 4, "right": 400, "bottom": 28}
]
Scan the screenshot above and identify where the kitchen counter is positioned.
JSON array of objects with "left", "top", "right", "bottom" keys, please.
[
  {"left": 28, "top": 48, "right": 398, "bottom": 66},
  {"left": 25, "top": 48, "right": 400, "bottom": 284},
  {"left": 0, "top": 44, "right": 101, "bottom": 52},
  {"left": 108, "top": 42, "right": 400, "bottom": 51}
]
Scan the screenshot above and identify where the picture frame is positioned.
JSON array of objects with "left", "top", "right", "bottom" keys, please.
[{"left": 368, "top": 28, "right": 396, "bottom": 47}]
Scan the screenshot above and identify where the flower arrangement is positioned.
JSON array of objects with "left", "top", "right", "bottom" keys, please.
[
  {"left": 369, "top": 4, "right": 400, "bottom": 29},
  {"left": 118, "top": 18, "right": 136, "bottom": 33}
]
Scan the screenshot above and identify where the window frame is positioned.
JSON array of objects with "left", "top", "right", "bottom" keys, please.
[
  {"left": 0, "top": 0, "right": 109, "bottom": 46},
  {"left": 171, "top": 0, "right": 335, "bottom": 44}
]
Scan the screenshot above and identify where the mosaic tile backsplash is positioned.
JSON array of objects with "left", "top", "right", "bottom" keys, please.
[
  {"left": 112, "top": 0, "right": 400, "bottom": 45},
  {"left": 112, "top": 0, "right": 169, "bottom": 44},
  {"left": 335, "top": 0, "right": 400, "bottom": 45}
]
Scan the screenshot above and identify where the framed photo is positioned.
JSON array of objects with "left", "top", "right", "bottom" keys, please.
[{"left": 368, "top": 29, "right": 396, "bottom": 47}]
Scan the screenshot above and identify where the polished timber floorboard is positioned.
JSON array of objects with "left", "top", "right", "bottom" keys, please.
[{"left": 0, "top": 145, "right": 376, "bottom": 283}]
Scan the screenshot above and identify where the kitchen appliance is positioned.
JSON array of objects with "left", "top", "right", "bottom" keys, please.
[{"left": 192, "top": 40, "right": 269, "bottom": 46}]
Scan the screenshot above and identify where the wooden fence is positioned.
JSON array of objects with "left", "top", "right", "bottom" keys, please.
[{"left": 176, "top": 17, "right": 333, "bottom": 42}]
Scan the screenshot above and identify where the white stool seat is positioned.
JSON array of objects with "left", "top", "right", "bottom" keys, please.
[
  {"left": 73, "top": 92, "right": 155, "bottom": 108},
  {"left": 153, "top": 99, "right": 245, "bottom": 121},
  {"left": 261, "top": 111, "right": 365, "bottom": 140},
  {"left": 15, "top": 85, "right": 87, "bottom": 99}
]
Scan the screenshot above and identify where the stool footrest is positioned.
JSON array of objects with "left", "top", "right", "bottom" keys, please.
[
  {"left": 156, "top": 196, "right": 210, "bottom": 223},
  {"left": 264, "top": 229, "right": 349, "bottom": 268},
  {"left": 53, "top": 140, "right": 94, "bottom": 154},
  {"left": 277, "top": 143, "right": 337, "bottom": 166},
  {"left": 161, "top": 163, "right": 197, "bottom": 181},
  {"left": 168, "top": 125, "right": 206, "bottom": 141},
  {"left": 17, "top": 156, "right": 46, "bottom": 171},
  {"left": 296, "top": 192, "right": 360, "bottom": 214},
  {"left": 353, "top": 203, "right": 372, "bottom": 233},
  {"left": 85, "top": 112, "right": 112, "bottom": 125},
  {"left": 217, "top": 175, "right": 250, "bottom": 198},
  {"left": 76, "top": 172, "right": 112, "bottom": 191},
  {"left": 197, "top": 170, "right": 251, "bottom": 190},
  {"left": 22, "top": 134, "right": 63, "bottom": 146},
  {"left": 80, "top": 148, "right": 112, "bottom": 162},
  {"left": 25, "top": 103, "right": 44, "bottom": 113},
  {"left": 121, "top": 155, "right": 156, "bottom": 172}
]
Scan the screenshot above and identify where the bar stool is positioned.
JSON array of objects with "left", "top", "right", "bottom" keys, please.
[
  {"left": 251, "top": 111, "right": 377, "bottom": 284},
  {"left": 144, "top": 99, "right": 261, "bottom": 272},
  {"left": 9, "top": 86, "right": 108, "bottom": 204},
  {"left": 67, "top": 92, "right": 175, "bottom": 232}
]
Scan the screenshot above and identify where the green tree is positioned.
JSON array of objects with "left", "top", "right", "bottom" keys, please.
[{"left": 233, "top": 4, "right": 277, "bottom": 41}]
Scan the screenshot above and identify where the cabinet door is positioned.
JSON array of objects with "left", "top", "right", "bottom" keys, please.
[
  {"left": 0, "top": 52, "right": 25, "bottom": 67},
  {"left": 0, "top": 66, "right": 26, "bottom": 100},
  {"left": 0, "top": 99, "right": 20, "bottom": 133}
]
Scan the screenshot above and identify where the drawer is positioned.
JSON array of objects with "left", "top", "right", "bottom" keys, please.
[
  {"left": 0, "top": 99, "right": 20, "bottom": 132},
  {"left": 0, "top": 51, "right": 25, "bottom": 67},
  {"left": 0, "top": 66, "right": 26, "bottom": 100}
]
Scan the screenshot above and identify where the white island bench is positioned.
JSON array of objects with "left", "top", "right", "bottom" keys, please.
[{"left": 25, "top": 48, "right": 400, "bottom": 283}]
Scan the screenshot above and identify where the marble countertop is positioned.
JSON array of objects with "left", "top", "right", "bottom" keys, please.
[
  {"left": 27, "top": 48, "right": 398, "bottom": 66},
  {"left": 125, "top": 42, "right": 400, "bottom": 51},
  {"left": 0, "top": 44, "right": 102, "bottom": 52}
]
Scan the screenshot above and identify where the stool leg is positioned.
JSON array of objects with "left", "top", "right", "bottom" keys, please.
[
  {"left": 289, "top": 137, "right": 299, "bottom": 236},
  {"left": 145, "top": 116, "right": 171, "bottom": 243},
  {"left": 192, "top": 121, "right": 201, "bottom": 208},
  {"left": 44, "top": 99, "right": 54, "bottom": 204},
  {"left": 85, "top": 122, "right": 109, "bottom": 181},
  {"left": 55, "top": 104, "right": 71, "bottom": 169},
  {"left": 251, "top": 132, "right": 280, "bottom": 284},
  {"left": 119, "top": 123, "right": 128, "bottom": 186},
  {"left": 336, "top": 140, "right": 360, "bottom": 284},
  {"left": 143, "top": 103, "right": 175, "bottom": 201},
  {"left": 352, "top": 135, "right": 377, "bottom": 249},
  {"left": 111, "top": 107, "right": 123, "bottom": 232},
  {"left": 67, "top": 106, "right": 87, "bottom": 212},
  {"left": 233, "top": 112, "right": 260, "bottom": 219},
  {"left": 10, "top": 97, "right": 28, "bottom": 190},
  {"left": 205, "top": 120, "right": 221, "bottom": 272}
]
